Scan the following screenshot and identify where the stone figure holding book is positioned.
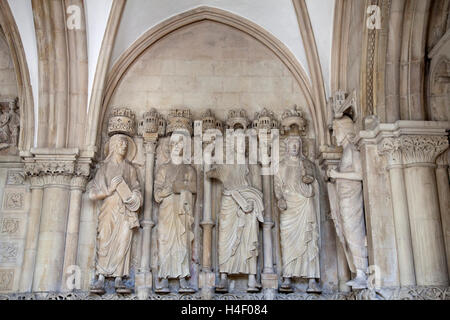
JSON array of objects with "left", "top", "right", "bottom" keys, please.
[{"left": 89, "top": 134, "right": 142, "bottom": 294}]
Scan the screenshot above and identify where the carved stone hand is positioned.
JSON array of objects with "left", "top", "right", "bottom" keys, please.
[
  {"left": 108, "top": 175, "right": 123, "bottom": 195},
  {"left": 277, "top": 198, "right": 287, "bottom": 211},
  {"left": 302, "top": 175, "right": 314, "bottom": 184},
  {"left": 327, "top": 168, "right": 338, "bottom": 179}
]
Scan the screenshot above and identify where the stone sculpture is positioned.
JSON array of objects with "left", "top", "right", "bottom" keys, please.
[
  {"left": 207, "top": 121, "right": 264, "bottom": 293},
  {"left": 0, "top": 97, "right": 19, "bottom": 150},
  {"left": 154, "top": 110, "right": 197, "bottom": 294},
  {"left": 89, "top": 134, "right": 143, "bottom": 294},
  {"left": 274, "top": 135, "right": 321, "bottom": 293},
  {"left": 327, "top": 115, "right": 369, "bottom": 289}
]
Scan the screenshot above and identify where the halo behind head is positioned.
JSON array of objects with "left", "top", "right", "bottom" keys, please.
[{"left": 104, "top": 134, "right": 137, "bottom": 162}]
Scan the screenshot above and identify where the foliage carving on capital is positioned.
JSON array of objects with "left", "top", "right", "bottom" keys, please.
[
  {"left": 378, "top": 138, "right": 402, "bottom": 166},
  {"left": 24, "top": 161, "right": 75, "bottom": 177},
  {"left": 400, "top": 136, "right": 449, "bottom": 165}
]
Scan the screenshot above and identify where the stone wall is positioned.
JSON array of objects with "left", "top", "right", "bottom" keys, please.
[
  {"left": 0, "top": 27, "right": 17, "bottom": 98},
  {"left": 108, "top": 21, "right": 312, "bottom": 138}
]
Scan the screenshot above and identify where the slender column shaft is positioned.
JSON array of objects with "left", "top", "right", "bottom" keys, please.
[
  {"left": 19, "top": 177, "right": 43, "bottom": 292},
  {"left": 262, "top": 172, "right": 274, "bottom": 274},
  {"left": 61, "top": 176, "right": 87, "bottom": 291},
  {"left": 436, "top": 153, "right": 450, "bottom": 277},
  {"left": 387, "top": 165, "right": 416, "bottom": 286},
  {"left": 137, "top": 141, "right": 156, "bottom": 300},
  {"left": 32, "top": 176, "right": 72, "bottom": 292},
  {"left": 201, "top": 163, "right": 214, "bottom": 272},
  {"left": 404, "top": 164, "right": 449, "bottom": 286}
]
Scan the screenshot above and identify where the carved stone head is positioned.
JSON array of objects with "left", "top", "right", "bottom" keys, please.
[
  {"left": 286, "top": 136, "right": 302, "bottom": 158},
  {"left": 109, "top": 134, "right": 128, "bottom": 159},
  {"left": 332, "top": 115, "right": 355, "bottom": 146}
]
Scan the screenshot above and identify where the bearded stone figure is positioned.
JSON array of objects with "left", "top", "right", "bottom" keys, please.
[
  {"left": 274, "top": 136, "right": 321, "bottom": 293},
  {"left": 89, "top": 134, "right": 143, "bottom": 294},
  {"left": 154, "top": 133, "right": 197, "bottom": 293},
  {"left": 206, "top": 131, "right": 264, "bottom": 293},
  {"left": 327, "top": 115, "right": 368, "bottom": 289}
]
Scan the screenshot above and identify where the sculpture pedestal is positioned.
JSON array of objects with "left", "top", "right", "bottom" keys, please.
[
  {"left": 135, "top": 271, "right": 153, "bottom": 300},
  {"left": 261, "top": 273, "right": 278, "bottom": 300},
  {"left": 199, "top": 271, "right": 215, "bottom": 300}
]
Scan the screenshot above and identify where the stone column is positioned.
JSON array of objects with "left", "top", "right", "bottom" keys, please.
[
  {"left": 200, "top": 161, "right": 215, "bottom": 298},
  {"left": 61, "top": 175, "right": 88, "bottom": 291},
  {"left": 136, "top": 139, "right": 157, "bottom": 300},
  {"left": 26, "top": 148, "right": 79, "bottom": 293},
  {"left": 19, "top": 176, "right": 44, "bottom": 292},
  {"left": 379, "top": 138, "right": 416, "bottom": 286},
  {"left": 33, "top": 174, "right": 72, "bottom": 292},
  {"left": 436, "top": 151, "right": 450, "bottom": 277},
  {"left": 260, "top": 165, "right": 277, "bottom": 299},
  {"left": 401, "top": 135, "right": 449, "bottom": 286}
]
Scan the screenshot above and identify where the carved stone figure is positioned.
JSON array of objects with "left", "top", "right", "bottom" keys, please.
[
  {"left": 207, "top": 130, "right": 264, "bottom": 293},
  {"left": 274, "top": 136, "right": 321, "bottom": 293},
  {"left": 89, "top": 134, "right": 142, "bottom": 294},
  {"left": 0, "top": 103, "right": 10, "bottom": 147},
  {"left": 0, "top": 98, "right": 19, "bottom": 150},
  {"left": 154, "top": 132, "right": 197, "bottom": 293},
  {"left": 8, "top": 100, "right": 20, "bottom": 147},
  {"left": 327, "top": 115, "right": 368, "bottom": 289}
]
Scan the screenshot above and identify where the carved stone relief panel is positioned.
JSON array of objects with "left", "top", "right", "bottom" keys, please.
[
  {"left": 5, "top": 170, "right": 25, "bottom": 186},
  {"left": 0, "top": 269, "right": 14, "bottom": 291},
  {"left": 0, "top": 241, "right": 22, "bottom": 265},
  {"left": 2, "top": 190, "right": 24, "bottom": 211},
  {"left": 0, "top": 217, "right": 20, "bottom": 237}
]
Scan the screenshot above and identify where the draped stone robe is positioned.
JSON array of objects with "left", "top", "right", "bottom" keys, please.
[
  {"left": 274, "top": 158, "right": 320, "bottom": 279},
  {"left": 335, "top": 144, "right": 368, "bottom": 273},
  {"left": 210, "top": 164, "right": 264, "bottom": 275},
  {"left": 90, "top": 159, "right": 142, "bottom": 278},
  {"left": 154, "top": 163, "right": 196, "bottom": 279}
]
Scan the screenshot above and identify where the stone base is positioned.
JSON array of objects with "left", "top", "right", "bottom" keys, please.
[
  {"left": 1, "top": 287, "right": 449, "bottom": 300},
  {"left": 134, "top": 271, "right": 153, "bottom": 300},
  {"left": 261, "top": 273, "right": 278, "bottom": 289},
  {"left": 198, "top": 271, "right": 215, "bottom": 289}
]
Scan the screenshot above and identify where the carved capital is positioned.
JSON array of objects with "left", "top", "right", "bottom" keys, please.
[
  {"left": 400, "top": 135, "right": 449, "bottom": 166},
  {"left": 29, "top": 176, "right": 44, "bottom": 189},
  {"left": 24, "top": 161, "right": 76, "bottom": 177},
  {"left": 71, "top": 176, "right": 88, "bottom": 191},
  {"left": 75, "top": 162, "right": 91, "bottom": 178},
  {"left": 144, "top": 140, "right": 157, "bottom": 154},
  {"left": 378, "top": 137, "right": 403, "bottom": 167}
]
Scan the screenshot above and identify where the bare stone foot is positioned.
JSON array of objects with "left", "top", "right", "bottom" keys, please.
[
  {"left": 115, "top": 277, "right": 132, "bottom": 294},
  {"left": 247, "top": 275, "right": 260, "bottom": 293},
  {"left": 89, "top": 280, "right": 105, "bottom": 295},
  {"left": 179, "top": 278, "right": 196, "bottom": 294},
  {"left": 306, "top": 279, "right": 322, "bottom": 294},
  {"left": 155, "top": 285, "right": 170, "bottom": 294},
  {"left": 215, "top": 274, "right": 228, "bottom": 293},
  {"left": 279, "top": 278, "right": 293, "bottom": 293}
]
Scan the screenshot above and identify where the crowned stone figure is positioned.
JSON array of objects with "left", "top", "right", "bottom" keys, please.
[
  {"left": 89, "top": 108, "right": 142, "bottom": 295},
  {"left": 274, "top": 135, "right": 321, "bottom": 293},
  {"left": 154, "top": 110, "right": 197, "bottom": 294},
  {"left": 207, "top": 118, "right": 264, "bottom": 293}
]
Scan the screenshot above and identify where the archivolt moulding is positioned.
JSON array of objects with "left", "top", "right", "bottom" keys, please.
[{"left": 0, "top": 1, "right": 35, "bottom": 152}]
